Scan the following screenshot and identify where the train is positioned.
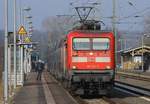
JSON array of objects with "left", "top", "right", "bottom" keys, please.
[{"left": 48, "top": 20, "right": 115, "bottom": 95}]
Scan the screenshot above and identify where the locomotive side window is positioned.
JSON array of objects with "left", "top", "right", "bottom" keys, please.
[
  {"left": 93, "top": 38, "right": 110, "bottom": 50},
  {"left": 73, "top": 38, "right": 90, "bottom": 50}
]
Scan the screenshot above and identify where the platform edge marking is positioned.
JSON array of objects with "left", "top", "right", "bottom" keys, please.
[{"left": 42, "top": 75, "right": 56, "bottom": 104}]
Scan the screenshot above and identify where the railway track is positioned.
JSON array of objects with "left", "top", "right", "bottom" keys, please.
[
  {"left": 76, "top": 96, "right": 130, "bottom": 104},
  {"left": 115, "top": 81, "right": 150, "bottom": 96},
  {"left": 44, "top": 74, "right": 126, "bottom": 104},
  {"left": 116, "top": 71, "right": 150, "bottom": 82},
  {"left": 73, "top": 78, "right": 150, "bottom": 104},
  {"left": 71, "top": 81, "right": 150, "bottom": 104},
  {"left": 44, "top": 72, "right": 150, "bottom": 104},
  {"left": 115, "top": 71, "right": 150, "bottom": 97}
]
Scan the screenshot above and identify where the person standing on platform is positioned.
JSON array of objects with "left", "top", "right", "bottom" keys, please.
[{"left": 36, "top": 60, "right": 44, "bottom": 80}]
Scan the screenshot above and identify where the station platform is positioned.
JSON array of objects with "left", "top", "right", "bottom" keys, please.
[
  {"left": 11, "top": 71, "right": 78, "bottom": 104},
  {"left": 12, "top": 72, "right": 54, "bottom": 104}
]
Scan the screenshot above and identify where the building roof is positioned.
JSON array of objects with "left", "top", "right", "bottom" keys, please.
[{"left": 122, "top": 45, "right": 150, "bottom": 56}]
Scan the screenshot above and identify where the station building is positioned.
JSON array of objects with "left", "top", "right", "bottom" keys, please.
[{"left": 121, "top": 45, "right": 150, "bottom": 72}]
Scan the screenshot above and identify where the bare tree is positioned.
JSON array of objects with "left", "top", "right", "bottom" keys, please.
[
  {"left": 42, "top": 16, "right": 75, "bottom": 50},
  {"left": 32, "top": 30, "right": 48, "bottom": 60}
]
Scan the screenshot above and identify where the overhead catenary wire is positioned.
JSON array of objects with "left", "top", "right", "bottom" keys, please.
[
  {"left": 118, "top": 6, "right": 150, "bottom": 21},
  {"left": 69, "top": 0, "right": 149, "bottom": 30},
  {"left": 126, "top": 0, "right": 138, "bottom": 11}
]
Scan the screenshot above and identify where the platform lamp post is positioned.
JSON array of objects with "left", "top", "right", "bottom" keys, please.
[
  {"left": 141, "top": 35, "right": 144, "bottom": 72},
  {"left": 112, "top": 0, "right": 117, "bottom": 69},
  {"left": 4, "top": 0, "right": 8, "bottom": 102},
  {"left": 20, "top": 7, "right": 31, "bottom": 84},
  {"left": 13, "top": 0, "right": 17, "bottom": 90}
]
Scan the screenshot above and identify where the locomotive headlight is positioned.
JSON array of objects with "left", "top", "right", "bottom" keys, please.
[
  {"left": 89, "top": 52, "right": 93, "bottom": 55},
  {"left": 106, "top": 66, "right": 111, "bottom": 69},
  {"left": 72, "top": 66, "right": 77, "bottom": 69}
]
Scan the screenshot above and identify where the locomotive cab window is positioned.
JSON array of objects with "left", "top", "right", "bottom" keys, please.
[
  {"left": 73, "top": 38, "right": 110, "bottom": 50},
  {"left": 93, "top": 38, "right": 110, "bottom": 50},
  {"left": 73, "top": 38, "right": 90, "bottom": 50}
]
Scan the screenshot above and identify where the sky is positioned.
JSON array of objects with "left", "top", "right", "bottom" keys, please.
[{"left": 0, "top": 0, "right": 150, "bottom": 31}]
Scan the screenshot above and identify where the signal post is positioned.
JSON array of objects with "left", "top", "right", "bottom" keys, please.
[{"left": 17, "top": 26, "right": 27, "bottom": 85}]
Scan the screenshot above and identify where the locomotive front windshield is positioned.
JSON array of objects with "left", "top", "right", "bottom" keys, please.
[
  {"left": 73, "top": 38, "right": 91, "bottom": 50},
  {"left": 93, "top": 38, "right": 110, "bottom": 50},
  {"left": 73, "top": 38, "right": 110, "bottom": 50}
]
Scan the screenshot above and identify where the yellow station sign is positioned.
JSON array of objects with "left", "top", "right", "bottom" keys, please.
[
  {"left": 24, "top": 37, "right": 32, "bottom": 43},
  {"left": 18, "top": 26, "right": 27, "bottom": 35}
]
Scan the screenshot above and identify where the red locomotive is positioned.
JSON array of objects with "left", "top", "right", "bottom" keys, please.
[
  {"left": 49, "top": 20, "right": 115, "bottom": 95},
  {"left": 48, "top": 6, "right": 116, "bottom": 95}
]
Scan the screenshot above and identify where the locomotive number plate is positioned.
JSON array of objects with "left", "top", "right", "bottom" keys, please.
[{"left": 87, "top": 57, "right": 95, "bottom": 62}]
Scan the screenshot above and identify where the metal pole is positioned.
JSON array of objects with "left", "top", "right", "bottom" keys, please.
[
  {"left": 120, "top": 39, "right": 123, "bottom": 69},
  {"left": 141, "top": 36, "right": 144, "bottom": 72},
  {"left": 27, "top": 51, "right": 29, "bottom": 73},
  {"left": 18, "top": 0, "right": 22, "bottom": 86},
  {"left": 25, "top": 51, "right": 27, "bottom": 73},
  {"left": 27, "top": 51, "right": 31, "bottom": 73},
  {"left": 29, "top": 52, "right": 31, "bottom": 72},
  {"left": 19, "top": 0, "right": 22, "bottom": 26},
  {"left": 63, "top": 46, "right": 66, "bottom": 75},
  {"left": 22, "top": 10, "right": 25, "bottom": 43},
  {"left": 124, "top": 38, "right": 127, "bottom": 50},
  {"left": 13, "top": 0, "right": 17, "bottom": 89},
  {"left": 112, "top": 0, "right": 117, "bottom": 68},
  {"left": 4, "top": 0, "right": 8, "bottom": 102},
  {"left": 112, "top": 0, "right": 116, "bottom": 34},
  {"left": 20, "top": 46, "right": 24, "bottom": 86},
  {"left": 26, "top": 51, "right": 28, "bottom": 73},
  {"left": 24, "top": 48, "right": 27, "bottom": 74},
  {"left": 20, "top": 7, "right": 25, "bottom": 86},
  {"left": 8, "top": 45, "right": 11, "bottom": 97}
]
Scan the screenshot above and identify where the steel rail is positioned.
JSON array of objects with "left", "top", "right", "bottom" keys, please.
[
  {"left": 116, "top": 72, "right": 150, "bottom": 82},
  {"left": 78, "top": 96, "right": 129, "bottom": 104},
  {"left": 115, "top": 81, "right": 150, "bottom": 96}
]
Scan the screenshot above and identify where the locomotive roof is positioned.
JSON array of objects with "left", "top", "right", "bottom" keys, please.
[
  {"left": 68, "top": 30, "right": 113, "bottom": 34},
  {"left": 60, "top": 30, "right": 114, "bottom": 41}
]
